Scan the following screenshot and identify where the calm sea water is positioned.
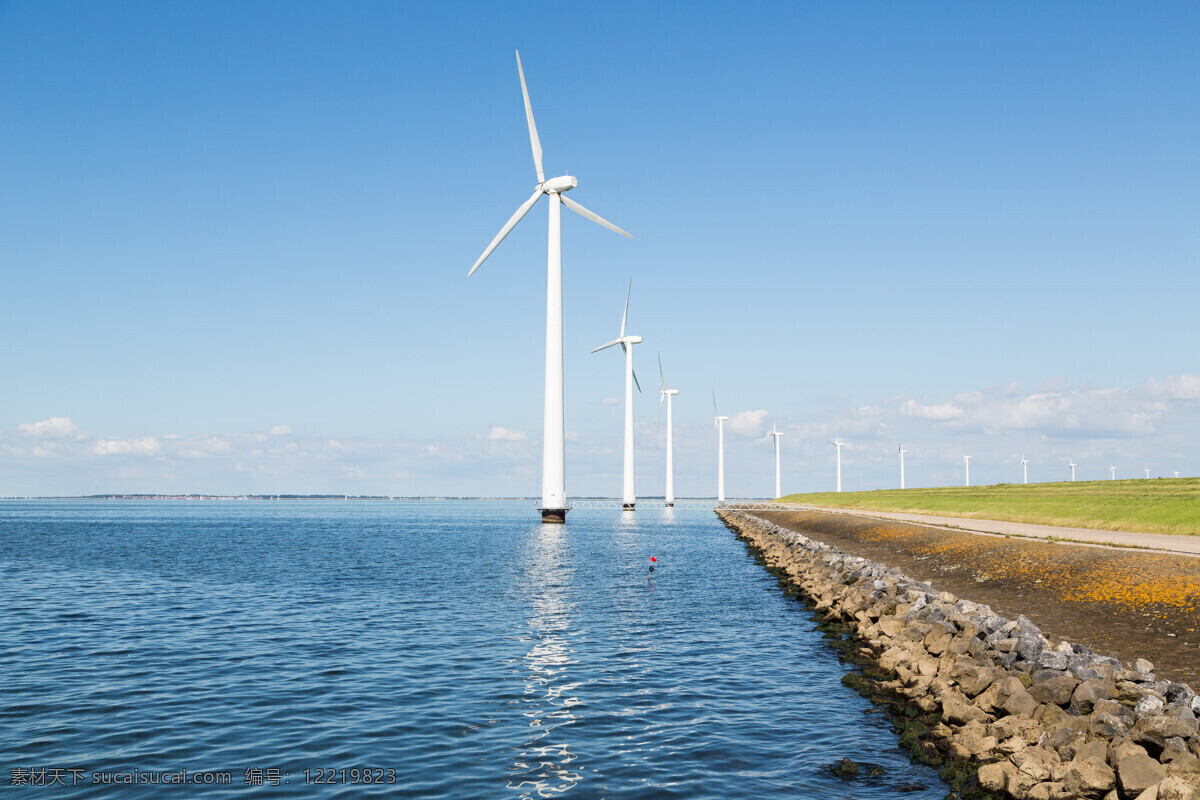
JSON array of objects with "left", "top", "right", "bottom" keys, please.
[{"left": 0, "top": 500, "right": 948, "bottom": 798}]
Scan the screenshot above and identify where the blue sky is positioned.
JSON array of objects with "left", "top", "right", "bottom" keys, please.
[{"left": 2, "top": 1, "right": 1198, "bottom": 497}]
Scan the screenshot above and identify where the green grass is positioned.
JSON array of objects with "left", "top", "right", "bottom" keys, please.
[{"left": 777, "top": 478, "right": 1200, "bottom": 536}]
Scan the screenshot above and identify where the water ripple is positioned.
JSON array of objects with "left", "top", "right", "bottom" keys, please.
[{"left": 0, "top": 500, "right": 947, "bottom": 797}]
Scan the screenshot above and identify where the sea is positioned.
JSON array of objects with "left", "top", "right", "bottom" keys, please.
[{"left": 0, "top": 500, "right": 950, "bottom": 798}]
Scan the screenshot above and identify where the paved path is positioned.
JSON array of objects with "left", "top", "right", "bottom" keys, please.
[{"left": 806, "top": 506, "right": 1200, "bottom": 557}]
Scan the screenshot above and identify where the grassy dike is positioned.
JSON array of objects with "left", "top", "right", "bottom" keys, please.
[{"left": 778, "top": 478, "right": 1200, "bottom": 536}]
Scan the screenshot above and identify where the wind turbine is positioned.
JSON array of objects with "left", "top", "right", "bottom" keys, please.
[
  {"left": 1021, "top": 455, "right": 1029, "bottom": 484},
  {"left": 769, "top": 423, "right": 784, "bottom": 499},
  {"left": 1145, "top": 467, "right": 1151, "bottom": 479},
  {"left": 1110, "top": 466, "right": 1116, "bottom": 480},
  {"left": 593, "top": 279, "right": 642, "bottom": 510},
  {"left": 657, "top": 354, "right": 678, "bottom": 508},
  {"left": 830, "top": 436, "right": 845, "bottom": 492},
  {"left": 1069, "top": 459, "right": 1076, "bottom": 482},
  {"left": 898, "top": 444, "right": 907, "bottom": 489},
  {"left": 714, "top": 392, "right": 729, "bottom": 503},
  {"left": 964, "top": 454, "right": 972, "bottom": 487},
  {"left": 468, "top": 51, "right": 632, "bottom": 523},
  {"left": 1175, "top": 471, "right": 1181, "bottom": 479}
]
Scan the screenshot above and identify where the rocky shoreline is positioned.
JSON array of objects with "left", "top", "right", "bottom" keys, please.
[{"left": 720, "top": 509, "right": 1200, "bottom": 800}]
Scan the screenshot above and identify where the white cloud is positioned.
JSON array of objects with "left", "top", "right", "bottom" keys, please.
[
  {"left": 93, "top": 437, "right": 161, "bottom": 456},
  {"left": 899, "top": 399, "right": 966, "bottom": 421},
  {"left": 727, "top": 410, "right": 769, "bottom": 437},
  {"left": 487, "top": 426, "right": 527, "bottom": 442},
  {"left": 1145, "top": 375, "right": 1200, "bottom": 400},
  {"left": 328, "top": 439, "right": 346, "bottom": 450},
  {"left": 18, "top": 417, "right": 84, "bottom": 439},
  {"left": 269, "top": 425, "right": 293, "bottom": 436},
  {"left": 599, "top": 398, "right": 620, "bottom": 406},
  {"left": 177, "top": 437, "right": 233, "bottom": 459}
]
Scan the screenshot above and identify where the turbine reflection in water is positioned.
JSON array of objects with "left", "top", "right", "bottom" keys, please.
[{"left": 508, "top": 524, "right": 583, "bottom": 798}]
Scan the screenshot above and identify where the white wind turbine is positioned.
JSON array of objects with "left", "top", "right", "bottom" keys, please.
[
  {"left": 714, "top": 392, "right": 729, "bottom": 503},
  {"left": 1110, "top": 466, "right": 1116, "bottom": 480},
  {"left": 898, "top": 444, "right": 907, "bottom": 489},
  {"left": 1145, "top": 467, "right": 1151, "bottom": 479},
  {"left": 658, "top": 354, "right": 678, "bottom": 508},
  {"left": 1021, "top": 455, "right": 1029, "bottom": 484},
  {"left": 593, "top": 279, "right": 642, "bottom": 510},
  {"left": 830, "top": 436, "right": 845, "bottom": 492},
  {"left": 468, "top": 51, "right": 632, "bottom": 523},
  {"left": 963, "top": 454, "right": 972, "bottom": 487},
  {"left": 769, "top": 423, "right": 784, "bottom": 499},
  {"left": 1069, "top": 459, "right": 1076, "bottom": 482}
]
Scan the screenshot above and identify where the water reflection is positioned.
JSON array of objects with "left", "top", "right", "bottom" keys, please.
[{"left": 507, "top": 524, "right": 582, "bottom": 798}]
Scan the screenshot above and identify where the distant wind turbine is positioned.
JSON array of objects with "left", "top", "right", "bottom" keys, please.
[
  {"left": 468, "top": 51, "right": 632, "bottom": 523},
  {"left": 1145, "top": 467, "right": 1151, "bottom": 479},
  {"left": 657, "top": 354, "right": 678, "bottom": 508},
  {"left": 593, "top": 279, "right": 642, "bottom": 510},
  {"left": 714, "top": 392, "right": 729, "bottom": 503},
  {"left": 1069, "top": 459, "right": 1076, "bottom": 482},
  {"left": 1021, "top": 455, "right": 1029, "bottom": 484},
  {"left": 1110, "top": 466, "right": 1116, "bottom": 480},
  {"left": 1175, "top": 471, "right": 1180, "bottom": 479},
  {"left": 898, "top": 444, "right": 907, "bottom": 489},
  {"left": 830, "top": 436, "right": 845, "bottom": 492},
  {"left": 964, "top": 454, "right": 972, "bottom": 487},
  {"left": 769, "top": 423, "right": 784, "bottom": 499}
]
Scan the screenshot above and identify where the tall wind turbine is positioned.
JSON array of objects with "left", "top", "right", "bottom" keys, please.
[
  {"left": 1021, "top": 455, "right": 1029, "bottom": 484},
  {"left": 714, "top": 392, "right": 729, "bottom": 503},
  {"left": 1069, "top": 459, "right": 1076, "bottom": 482},
  {"left": 770, "top": 423, "right": 784, "bottom": 499},
  {"left": 593, "top": 279, "right": 642, "bottom": 510},
  {"left": 469, "top": 51, "right": 632, "bottom": 523},
  {"left": 830, "top": 436, "right": 845, "bottom": 492},
  {"left": 964, "top": 454, "right": 972, "bottom": 487},
  {"left": 657, "top": 354, "right": 678, "bottom": 508},
  {"left": 898, "top": 444, "right": 907, "bottom": 490}
]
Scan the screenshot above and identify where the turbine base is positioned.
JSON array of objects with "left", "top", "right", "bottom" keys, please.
[
  {"left": 665, "top": 502, "right": 674, "bottom": 508},
  {"left": 622, "top": 503, "right": 636, "bottom": 511},
  {"left": 539, "top": 508, "right": 569, "bottom": 524}
]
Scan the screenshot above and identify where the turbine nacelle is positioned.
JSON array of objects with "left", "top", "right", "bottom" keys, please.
[{"left": 542, "top": 175, "right": 577, "bottom": 193}]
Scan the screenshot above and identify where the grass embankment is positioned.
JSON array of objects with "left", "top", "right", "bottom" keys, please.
[{"left": 778, "top": 478, "right": 1200, "bottom": 536}]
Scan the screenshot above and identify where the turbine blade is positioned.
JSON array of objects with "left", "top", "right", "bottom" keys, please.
[
  {"left": 515, "top": 51, "right": 544, "bottom": 184},
  {"left": 560, "top": 195, "right": 632, "bottom": 238},
  {"left": 712, "top": 389, "right": 717, "bottom": 417},
  {"left": 468, "top": 188, "right": 544, "bottom": 276},
  {"left": 620, "top": 277, "right": 631, "bottom": 339},
  {"left": 591, "top": 338, "right": 622, "bottom": 353},
  {"left": 658, "top": 352, "right": 665, "bottom": 390},
  {"left": 657, "top": 392, "right": 664, "bottom": 432},
  {"left": 633, "top": 368, "right": 642, "bottom": 393}
]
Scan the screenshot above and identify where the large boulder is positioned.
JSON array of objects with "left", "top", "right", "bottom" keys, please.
[
  {"left": 1030, "top": 674, "right": 1081, "bottom": 706},
  {"left": 1117, "top": 753, "right": 1167, "bottom": 798},
  {"left": 1073, "top": 678, "right": 1119, "bottom": 715}
]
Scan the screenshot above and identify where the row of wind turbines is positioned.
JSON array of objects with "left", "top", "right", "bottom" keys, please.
[{"left": 469, "top": 51, "right": 788, "bottom": 521}]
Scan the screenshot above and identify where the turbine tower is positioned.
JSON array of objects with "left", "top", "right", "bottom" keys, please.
[
  {"left": 1145, "top": 467, "right": 1151, "bottom": 479},
  {"left": 714, "top": 392, "right": 729, "bottom": 503},
  {"left": 468, "top": 51, "right": 632, "bottom": 523},
  {"left": 1021, "top": 455, "right": 1029, "bottom": 484},
  {"left": 830, "top": 436, "right": 845, "bottom": 492},
  {"left": 898, "top": 444, "right": 907, "bottom": 489},
  {"left": 657, "top": 354, "right": 678, "bottom": 508},
  {"left": 1069, "top": 459, "right": 1076, "bottom": 482},
  {"left": 1110, "top": 466, "right": 1116, "bottom": 480},
  {"left": 593, "top": 279, "right": 642, "bottom": 510},
  {"left": 964, "top": 454, "right": 971, "bottom": 487},
  {"left": 769, "top": 423, "right": 784, "bottom": 499}
]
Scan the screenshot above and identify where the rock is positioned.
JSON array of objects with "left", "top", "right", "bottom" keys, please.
[
  {"left": 1012, "top": 745, "right": 1062, "bottom": 783},
  {"left": 1134, "top": 786, "right": 1160, "bottom": 800},
  {"left": 1030, "top": 674, "right": 1081, "bottom": 706},
  {"left": 1135, "top": 717, "right": 1200, "bottom": 757},
  {"left": 942, "top": 690, "right": 991, "bottom": 725},
  {"left": 978, "top": 762, "right": 1009, "bottom": 792},
  {"left": 1073, "top": 678, "right": 1119, "bottom": 715},
  {"left": 1160, "top": 774, "right": 1200, "bottom": 800},
  {"left": 1136, "top": 659, "right": 1156, "bottom": 674},
  {"left": 1064, "top": 748, "right": 1118, "bottom": 799},
  {"left": 1138, "top": 697, "right": 1169, "bottom": 720},
  {"left": 1005, "top": 685, "right": 1042, "bottom": 719},
  {"left": 1037, "top": 651, "right": 1071, "bottom": 671},
  {"left": 1027, "top": 781, "right": 1072, "bottom": 800},
  {"left": 1118, "top": 753, "right": 1167, "bottom": 797},
  {"left": 1093, "top": 711, "right": 1131, "bottom": 739}
]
